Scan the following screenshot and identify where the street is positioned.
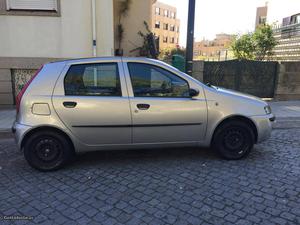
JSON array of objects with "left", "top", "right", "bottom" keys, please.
[{"left": 0, "top": 128, "right": 299, "bottom": 225}]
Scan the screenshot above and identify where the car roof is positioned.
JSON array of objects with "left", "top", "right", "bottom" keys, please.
[{"left": 49, "top": 57, "right": 159, "bottom": 64}]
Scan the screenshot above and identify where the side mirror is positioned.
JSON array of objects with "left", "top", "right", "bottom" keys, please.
[{"left": 189, "top": 88, "right": 199, "bottom": 97}]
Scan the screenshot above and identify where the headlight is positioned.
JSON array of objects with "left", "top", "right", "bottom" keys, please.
[{"left": 264, "top": 105, "right": 272, "bottom": 114}]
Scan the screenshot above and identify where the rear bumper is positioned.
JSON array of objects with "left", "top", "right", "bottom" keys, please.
[
  {"left": 251, "top": 114, "right": 275, "bottom": 143},
  {"left": 12, "top": 121, "right": 32, "bottom": 150}
]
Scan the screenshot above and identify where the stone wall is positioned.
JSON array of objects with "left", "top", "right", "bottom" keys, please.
[
  {"left": 275, "top": 62, "right": 300, "bottom": 100},
  {"left": 192, "top": 60, "right": 204, "bottom": 82},
  {"left": 0, "top": 57, "right": 59, "bottom": 105}
]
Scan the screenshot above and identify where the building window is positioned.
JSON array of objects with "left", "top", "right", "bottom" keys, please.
[
  {"left": 6, "top": 0, "right": 58, "bottom": 11},
  {"left": 163, "top": 36, "right": 168, "bottom": 43},
  {"left": 163, "top": 23, "right": 169, "bottom": 30},
  {"left": 291, "top": 13, "right": 300, "bottom": 24},
  {"left": 176, "top": 38, "right": 179, "bottom": 44},
  {"left": 155, "top": 21, "right": 160, "bottom": 29},
  {"left": 170, "top": 37, "right": 175, "bottom": 44},
  {"left": 170, "top": 25, "right": 175, "bottom": 31},
  {"left": 259, "top": 16, "right": 266, "bottom": 25},
  {"left": 170, "top": 12, "right": 176, "bottom": 19},
  {"left": 176, "top": 26, "right": 180, "bottom": 33},
  {"left": 155, "top": 7, "right": 160, "bottom": 15},
  {"left": 164, "top": 9, "right": 169, "bottom": 17}
]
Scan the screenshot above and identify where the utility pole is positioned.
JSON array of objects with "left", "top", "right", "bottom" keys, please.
[{"left": 185, "top": 0, "right": 196, "bottom": 76}]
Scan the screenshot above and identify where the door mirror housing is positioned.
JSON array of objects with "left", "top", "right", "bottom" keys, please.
[{"left": 189, "top": 88, "right": 199, "bottom": 97}]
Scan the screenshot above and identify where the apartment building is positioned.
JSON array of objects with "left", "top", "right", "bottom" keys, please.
[
  {"left": 254, "top": 2, "right": 300, "bottom": 61},
  {"left": 194, "top": 34, "right": 234, "bottom": 61},
  {"left": 272, "top": 13, "right": 300, "bottom": 61},
  {"left": 0, "top": 0, "right": 155, "bottom": 105},
  {"left": 255, "top": 4, "right": 268, "bottom": 29},
  {"left": 152, "top": 1, "right": 180, "bottom": 50}
]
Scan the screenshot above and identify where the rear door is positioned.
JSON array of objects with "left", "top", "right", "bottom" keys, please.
[
  {"left": 123, "top": 61, "right": 207, "bottom": 144},
  {"left": 52, "top": 60, "right": 132, "bottom": 146}
]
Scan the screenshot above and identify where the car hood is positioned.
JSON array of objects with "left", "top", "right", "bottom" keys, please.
[{"left": 213, "top": 86, "right": 267, "bottom": 105}]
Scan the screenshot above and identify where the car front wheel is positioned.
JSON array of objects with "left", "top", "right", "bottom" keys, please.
[
  {"left": 212, "top": 120, "right": 255, "bottom": 160},
  {"left": 24, "top": 130, "right": 73, "bottom": 171}
]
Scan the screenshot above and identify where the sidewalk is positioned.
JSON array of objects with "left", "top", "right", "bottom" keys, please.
[
  {"left": 0, "top": 101, "right": 299, "bottom": 134},
  {"left": 270, "top": 101, "right": 300, "bottom": 129},
  {"left": 0, "top": 108, "right": 15, "bottom": 132}
]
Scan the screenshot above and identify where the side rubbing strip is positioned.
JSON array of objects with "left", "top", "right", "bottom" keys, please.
[{"left": 72, "top": 123, "right": 202, "bottom": 128}]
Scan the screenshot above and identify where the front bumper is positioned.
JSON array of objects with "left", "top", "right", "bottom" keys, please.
[
  {"left": 251, "top": 114, "right": 275, "bottom": 143},
  {"left": 12, "top": 121, "right": 32, "bottom": 150}
]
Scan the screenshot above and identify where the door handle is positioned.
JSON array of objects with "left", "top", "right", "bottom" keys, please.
[
  {"left": 137, "top": 103, "right": 150, "bottom": 110},
  {"left": 63, "top": 101, "right": 77, "bottom": 108}
]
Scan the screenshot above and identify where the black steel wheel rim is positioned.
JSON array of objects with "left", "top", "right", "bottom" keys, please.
[
  {"left": 34, "top": 138, "right": 61, "bottom": 162},
  {"left": 223, "top": 128, "right": 247, "bottom": 154}
]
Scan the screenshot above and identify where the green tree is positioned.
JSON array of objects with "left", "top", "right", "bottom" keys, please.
[
  {"left": 253, "top": 24, "right": 277, "bottom": 60},
  {"left": 158, "top": 47, "right": 186, "bottom": 61},
  {"left": 231, "top": 34, "right": 256, "bottom": 60},
  {"left": 231, "top": 24, "right": 277, "bottom": 60}
]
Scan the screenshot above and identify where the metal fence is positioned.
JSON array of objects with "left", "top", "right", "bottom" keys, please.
[{"left": 203, "top": 60, "right": 278, "bottom": 98}]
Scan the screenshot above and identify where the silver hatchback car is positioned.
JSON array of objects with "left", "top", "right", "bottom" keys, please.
[{"left": 13, "top": 57, "right": 275, "bottom": 171}]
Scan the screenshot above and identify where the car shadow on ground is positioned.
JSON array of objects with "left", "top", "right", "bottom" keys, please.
[
  {"left": 65, "top": 144, "right": 270, "bottom": 172},
  {"left": 68, "top": 147, "right": 218, "bottom": 169}
]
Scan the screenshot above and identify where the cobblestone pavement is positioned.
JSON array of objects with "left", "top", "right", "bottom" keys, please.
[{"left": 0, "top": 129, "right": 299, "bottom": 225}]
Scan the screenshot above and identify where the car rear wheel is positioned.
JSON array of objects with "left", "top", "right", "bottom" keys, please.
[
  {"left": 212, "top": 120, "right": 255, "bottom": 160},
  {"left": 24, "top": 131, "right": 73, "bottom": 171}
]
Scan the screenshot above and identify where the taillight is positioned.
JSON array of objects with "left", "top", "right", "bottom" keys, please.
[{"left": 16, "top": 65, "right": 43, "bottom": 113}]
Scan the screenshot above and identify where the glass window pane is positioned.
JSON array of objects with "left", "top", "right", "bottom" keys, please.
[
  {"left": 64, "top": 63, "right": 121, "bottom": 96},
  {"left": 128, "top": 63, "right": 189, "bottom": 98}
]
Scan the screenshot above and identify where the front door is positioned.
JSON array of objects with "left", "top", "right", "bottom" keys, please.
[
  {"left": 124, "top": 62, "right": 207, "bottom": 144},
  {"left": 52, "top": 61, "right": 132, "bottom": 146}
]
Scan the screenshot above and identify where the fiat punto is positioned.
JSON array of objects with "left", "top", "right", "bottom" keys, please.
[{"left": 12, "top": 57, "right": 275, "bottom": 171}]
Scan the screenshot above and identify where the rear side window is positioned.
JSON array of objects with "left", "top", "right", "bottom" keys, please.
[{"left": 64, "top": 63, "right": 121, "bottom": 96}]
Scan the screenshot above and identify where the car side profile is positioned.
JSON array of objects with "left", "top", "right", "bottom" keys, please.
[{"left": 12, "top": 57, "right": 275, "bottom": 171}]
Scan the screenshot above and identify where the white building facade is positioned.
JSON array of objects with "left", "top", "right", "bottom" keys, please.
[{"left": 0, "top": 0, "right": 155, "bottom": 105}]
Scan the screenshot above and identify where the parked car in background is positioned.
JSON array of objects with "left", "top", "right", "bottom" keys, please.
[{"left": 12, "top": 57, "right": 275, "bottom": 171}]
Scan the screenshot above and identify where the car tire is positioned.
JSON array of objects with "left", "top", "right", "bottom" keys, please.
[
  {"left": 24, "top": 130, "right": 73, "bottom": 171},
  {"left": 212, "top": 120, "right": 255, "bottom": 160}
]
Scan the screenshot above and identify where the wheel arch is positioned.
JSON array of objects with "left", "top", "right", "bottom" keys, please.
[
  {"left": 211, "top": 115, "right": 258, "bottom": 145},
  {"left": 21, "top": 126, "right": 75, "bottom": 152}
]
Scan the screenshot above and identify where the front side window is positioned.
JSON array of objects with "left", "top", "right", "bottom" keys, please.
[
  {"left": 64, "top": 63, "right": 121, "bottom": 96},
  {"left": 128, "top": 63, "right": 190, "bottom": 98}
]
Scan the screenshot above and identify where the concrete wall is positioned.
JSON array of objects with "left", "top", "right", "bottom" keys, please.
[
  {"left": 0, "top": 0, "right": 114, "bottom": 58},
  {"left": 113, "top": 0, "right": 154, "bottom": 56},
  {"left": 275, "top": 62, "right": 300, "bottom": 100}
]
